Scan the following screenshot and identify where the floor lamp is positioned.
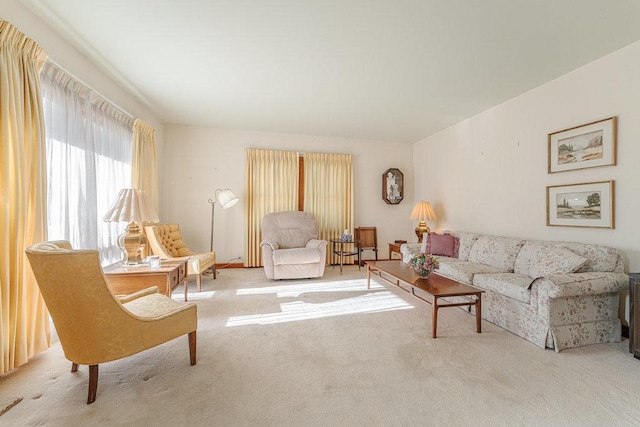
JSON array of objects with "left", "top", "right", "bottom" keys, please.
[{"left": 207, "top": 188, "right": 239, "bottom": 253}]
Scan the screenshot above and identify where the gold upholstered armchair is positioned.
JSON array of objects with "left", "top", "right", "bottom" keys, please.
[
  {"left": 145, "top": 224, "right": 216, "bottom": 292},
  {"left": 25, "top": 241, "right": 197, "bottom": 404}
]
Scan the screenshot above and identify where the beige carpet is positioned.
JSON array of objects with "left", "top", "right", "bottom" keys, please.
[{"left": 1, "top": 265, "right": 640, "bottom": 426}]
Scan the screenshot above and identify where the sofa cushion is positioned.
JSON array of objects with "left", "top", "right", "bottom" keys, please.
[
  {"left": 436, "top": 261, "right": 504, "bottom": 284},
  {"left": 515, "top": 240, "right": 618, "bottom": 275},
  {"left": 452, "top": 232, "right": 481, "bottom": 261},
  {"left": 468, "top": 236, "right": 525, "bottom": 272},
  {"left": 272, "top": 247, "right": 322, "bottom": 266},
  {"left": 559, "top": 242, "right": 620, "bottom": 273},
  {"left": 473, "top": 273, "right": 533, "bottom": 304},
  {"left": 425, "top": 232, "right": 459, "bottom": 258},
  {"left": 527, "top": 247, "right": 587, "bottom": 279}
]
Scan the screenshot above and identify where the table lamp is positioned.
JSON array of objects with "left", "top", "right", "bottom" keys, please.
[
  {"left": 102, "top": 188, "right": 159, "bottom": 265},
  {"left": 410, "top": 201, "right": 437, "bottom": 243}
]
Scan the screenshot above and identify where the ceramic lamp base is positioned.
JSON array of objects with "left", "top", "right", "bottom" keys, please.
[{"left": 118, "top": 222, "right": 147, "bottom": 265}]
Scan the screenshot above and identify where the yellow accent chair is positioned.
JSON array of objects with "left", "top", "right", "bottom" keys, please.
[
  {"left": 25, "top": 241, "right": 197, "bottom": 404},
  {"left": 145, "top": 224, "right": 216, "bottom": 292}
]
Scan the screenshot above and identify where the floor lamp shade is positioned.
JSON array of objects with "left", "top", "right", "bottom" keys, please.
[
  {"left": 217, "top": 189, "right": 239, "bottom": 209},
  {"left": 410, "top": 201, "right": 437, "bottom": 242},
  {"left": 209, "top": 188, "right": 239, "bottom": 253},
  {"left": 103, "top": 188, "right": 159, "bottom": 265}
]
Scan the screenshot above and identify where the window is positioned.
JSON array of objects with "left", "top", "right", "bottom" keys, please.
[{"left": 40, "top": 61, "right": 133, "bottom": 264}]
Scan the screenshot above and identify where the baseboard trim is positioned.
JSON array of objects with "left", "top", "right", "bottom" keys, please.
[{"left": 215, "top": 262, "right": 244, "bottom": 269}]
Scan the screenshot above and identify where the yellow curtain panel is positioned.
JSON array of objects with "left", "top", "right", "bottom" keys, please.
[
  {"left": 0, "top": 20, "right": 51, "bottom": 374},
  {"left": 303, "top": 152, "right": 354, "bottom": 264},
  {"left": 244, "top": 148, "right": 299, "bottom": 267},
  {"left": 131, "top": 118, "right": 159, "bottom": 214}
]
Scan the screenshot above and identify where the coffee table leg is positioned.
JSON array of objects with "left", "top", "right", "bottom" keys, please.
[
  {"left": 432, "top": 296, "right": 438, "bottom": 339},
  {"left": 476, "top": 295, "right": 482, "bottom": 333}
]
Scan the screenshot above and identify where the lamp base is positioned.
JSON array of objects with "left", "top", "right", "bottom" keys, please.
[
  {"left": 415, "top": 221, "right": 431, "bottom": 243},
  {"left": 118, "top": 222, "right": 147, "bottom": 265}
]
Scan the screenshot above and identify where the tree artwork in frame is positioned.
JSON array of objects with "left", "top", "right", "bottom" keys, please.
[
  {"left": 548, "top": 116, "right": 617, "bottom": 173},
  {"left": 546, "top": 181, "right": 614, "bottom": 229}
]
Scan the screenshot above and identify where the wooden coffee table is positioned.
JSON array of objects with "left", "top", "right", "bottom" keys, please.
[{"left": 367, "top": 260, "right": 484, "bottom": 338}]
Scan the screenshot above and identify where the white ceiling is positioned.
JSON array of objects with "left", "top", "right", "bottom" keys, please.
[{"left": 23, "top": 0, "right": 640, "bottom": 143}]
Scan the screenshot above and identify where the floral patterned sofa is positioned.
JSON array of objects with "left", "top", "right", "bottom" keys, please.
[{"left": 400, "top": 232, "right": 628, "bottom": 351}]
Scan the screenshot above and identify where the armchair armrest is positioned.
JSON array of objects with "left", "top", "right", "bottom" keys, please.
[
  {"left": 116, "top": 286, "right": 159, "bottom": 303},
  {"left": 260, "top": 240, "right": 280, "bottom": 251},
  {"left": 306, "top": 239, "right": 328, "bottom": 249},
  {"left": 543, "top": 272, "right": 629, "bottom": 298}
]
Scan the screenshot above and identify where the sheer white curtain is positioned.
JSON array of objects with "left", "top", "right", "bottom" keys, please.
[{"left": 40, "top": 61, "right": 134, "bottom": 264}]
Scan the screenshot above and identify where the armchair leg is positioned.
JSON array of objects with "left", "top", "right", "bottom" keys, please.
[
  {"left": 197, "top": 273, "right": 202, "bottom": 292},
  {"left": 188, "top": 331, "right": 197, "bottom": 366},
  {"left": 212, "top": 265, "right": 217, "bottom": 279},
  {"left": 87, "top": 364, "right": 99, "bottom": 404},
  {"left": 71, "top": 362, "right": 78, "bottom": 372}
]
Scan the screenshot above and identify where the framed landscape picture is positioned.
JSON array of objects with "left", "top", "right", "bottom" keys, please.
[
  {"left": 546, "top": 181, "right": 614, "bottom": 228},
  {"left": 548, "top": 117, "right": 617, "bottom": 173}
]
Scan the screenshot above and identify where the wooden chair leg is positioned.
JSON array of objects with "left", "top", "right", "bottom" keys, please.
[
  {"left": 188, "top": 331, "right": 197, "bottom": 366},
  {"left": 87, "top": 364, "right": 98, "bottom": 404},
  {"left": 71, "top": 362, "right": 79, "bottom": 372}
]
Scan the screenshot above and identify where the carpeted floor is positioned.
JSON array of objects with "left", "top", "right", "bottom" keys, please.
[{"left": 2, "top": 265, "right": 640, "bottom": 426}]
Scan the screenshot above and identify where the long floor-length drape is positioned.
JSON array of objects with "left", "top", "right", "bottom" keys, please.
[
  {"left": 304, "top": 153, "right": 354, "bottom": 264},
  {"left": 41, "top": 61, "right": 133, "bottom": 265},
  {"left": 245, "top": 148, "right": 298, "bottom": 267},
  {"left": 132, "top": 118, "right": 158, "bottom": 213},
  {"left": 0, "top": 20, "right": 50, "bottom": 374}
]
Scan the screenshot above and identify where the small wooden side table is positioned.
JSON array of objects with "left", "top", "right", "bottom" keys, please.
[
  {"left": 330, "top": 239, "right": 361, "bottom": 274},
  {"left": 104, "top": 258, "right": 189, "bottom": 301},
  {"left": 388, "top": 243, "right": 402, "bottom": 260}
]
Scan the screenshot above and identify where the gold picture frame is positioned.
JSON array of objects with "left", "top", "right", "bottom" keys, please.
[
  {"left": 546, "top": 181, "right": 614, "bottom": 228},
  {"left": 548, "top": 117, "right": 617, "bottom": 173}
]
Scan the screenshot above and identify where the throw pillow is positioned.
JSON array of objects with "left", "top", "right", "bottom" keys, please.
[
  {"left": 425, "top": 232, "right": 459, "bottom": 258},
  {"left": 528, "top": 247, "right": 588, "bottom": 279}
]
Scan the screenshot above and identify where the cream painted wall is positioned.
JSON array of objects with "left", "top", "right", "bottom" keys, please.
[
  {"left": 413, "top": 40, "right": 640, "bottom": 323},
  {"left": 162, "top": 126, "right": 415, "bottom": 264}
]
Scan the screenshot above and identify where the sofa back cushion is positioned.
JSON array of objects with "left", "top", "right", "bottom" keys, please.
[
  {"left": 515, "top": 240, "right": 620, "bottom": 274},
  {"left": 452, "top": 232, "right": 481, "bottom": 261},
  {"left": 468, "top": 236, "right": 525, "bottom": 272},
  {"left": 527, "top": 247, "right": 588, "bottom": 279}
]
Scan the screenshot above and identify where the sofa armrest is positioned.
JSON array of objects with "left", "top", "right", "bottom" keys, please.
[
  {"left": 260, "top": 240, "right": 280, "bottom": 251},
  {"left": 306, "top": 239, "right": 328, "bottom": 249},
  {"left": 400, "top": 243, "right": 421, "bottom": 263},
  {"left": 543, "top": 272, "right": 629, "bottom": 298}
]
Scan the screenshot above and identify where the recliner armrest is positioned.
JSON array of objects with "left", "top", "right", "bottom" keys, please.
[
  {"left": 260, "top": 240, "right": 280, "bottom": 251},
  {"left": 306, "top": 239, "right": 327, "bottom": 249}
]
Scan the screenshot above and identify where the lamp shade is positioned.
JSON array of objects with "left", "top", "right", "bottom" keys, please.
[
  {"left": 410, "top": 201, "right": 437, "bottom": 222},
  {"left": 217, "top": 189, "right": 239, "bottom": 210},
  {"left": 102, "top": 188, "right": 159, "bottom": 223}
]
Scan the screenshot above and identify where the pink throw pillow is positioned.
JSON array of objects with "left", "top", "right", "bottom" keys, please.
[{"left": 425, "top": 232, "right": 459, "bottom": 258}]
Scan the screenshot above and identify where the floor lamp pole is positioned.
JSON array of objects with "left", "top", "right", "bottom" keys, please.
[{"left": 208, "top": 197, "right": 217, "bottom": 253}]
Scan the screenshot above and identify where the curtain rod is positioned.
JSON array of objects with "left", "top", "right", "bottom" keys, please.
[{"left": 45, "top": 58, "right": 135, "bottom": 121}]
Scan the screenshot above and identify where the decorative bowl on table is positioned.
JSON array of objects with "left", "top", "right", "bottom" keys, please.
[{"left": 409, "top": 253, "right": 439, "bottom": 278}]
